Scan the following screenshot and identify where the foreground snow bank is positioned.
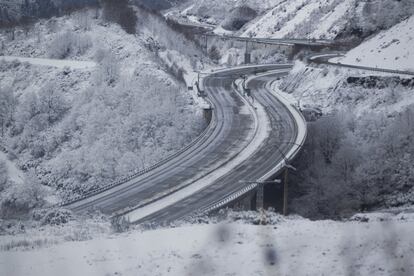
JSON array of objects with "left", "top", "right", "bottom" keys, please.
[{"left": 1, "top": 212, "right": 413, "bottom": 276}]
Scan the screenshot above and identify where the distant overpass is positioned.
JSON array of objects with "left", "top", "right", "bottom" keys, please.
[{"left": 203, "top": 33, "right": 337, "bottom": 48}]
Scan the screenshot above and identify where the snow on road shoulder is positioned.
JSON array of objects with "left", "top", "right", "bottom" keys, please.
[
  {"left": 124, "top": 74, "right": 270, "bottom": 223},
  {"left": 335, "top": 15, "right": 414, "bottom": 72},
  {"left": 1, "top": 212, "right": 413, "bottom": 276},
  {"left": 0, "top": 56, "right": 96, "bottom": 70}
]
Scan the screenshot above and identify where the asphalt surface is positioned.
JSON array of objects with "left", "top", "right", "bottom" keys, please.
[
  {"left": 66, "top": 67, "right": 266, "bottom": 214},
  {"left": 134, "top": 71, "right": 298, "bottom": 224},
  {"left": 66, "top": 66, "right": 298, "bottom": 226}
]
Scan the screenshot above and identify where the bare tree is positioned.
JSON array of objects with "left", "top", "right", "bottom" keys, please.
[
  {"left": 0, "top": 87, "right": 15, "bottom": 137},
  {"left": 314, "top": 115, "right": 344, "bottom": 164}
]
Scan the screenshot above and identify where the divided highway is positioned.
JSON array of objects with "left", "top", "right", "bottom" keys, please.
[
  {"left": 64, "top": 65, "right": 307, "bottom": 225},
  {"left": 131, "top": 69, "right": 307, "bottom": 224}
]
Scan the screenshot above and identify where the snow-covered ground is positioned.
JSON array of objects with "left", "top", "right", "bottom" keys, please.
[
  {"left": 165, "top": 0, "right": 285, "bottom": 26},
  {"left": 1, "top": 212, "right": 413, "bottom": 276},
  {"left": 172, "top": 0, "right": 413, "bottom": 42},
  {"left": 332, "top": 15, "right": 414, "bottom": 72},
  {"left": 280, "top": 60, "right": 414, "bottom": 115},
  {"left": 241, "top": 0, "right": 355, "bottom": 39}
]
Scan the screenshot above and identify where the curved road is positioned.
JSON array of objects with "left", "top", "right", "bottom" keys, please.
[
  {"left": 66, "top": 66, "right": 278, "bottom": 213},
  {"left": 65, "top": 65, "right": 303, "bottom": 225},
  {"left": 134, "top": 71, "right": 300, "bottom": 224},
  {"left": 309, "top": 53, "right": 414, "bottom": 76}
]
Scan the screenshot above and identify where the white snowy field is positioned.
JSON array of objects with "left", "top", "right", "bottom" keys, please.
[
  {"left": 1, "top": 212, "right": 413, "bottom": 276},
  {"left": 333, "top": 15, "right": 414, "bottom": 72}
]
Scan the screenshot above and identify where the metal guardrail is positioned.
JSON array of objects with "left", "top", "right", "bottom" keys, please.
[
  {"left": 195, "top": 54, "right": 414, "bottom": 215},
  {"left": 59, "top": 65, "right": 293, "bottom": 208},
  {"left": 325, "top": 62, "right": 414, "bottom": 76},
  {"left": 309, "top": 54, "right": 414, "bottom": 76},
  {"left": 193, "top": 56, "right": 414, "bottom": 217},
  {"left": 59, "top": 97, "right": 217, "bottom": 207},
  {"left": 113, "top": 69, "right": 264, "bottom": 220}
]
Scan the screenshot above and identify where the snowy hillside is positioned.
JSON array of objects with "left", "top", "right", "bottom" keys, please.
[
  {"left": 241, "top": 0, "right": 354, "bottom": 39},
  {"left": 1, "top": 211, "right": 413, "bottom": 276},
  {"left": 0, "top": 8, "right": 204, "bottom": 208},
  {"left": 1, "top": 1, "right": 414, "bottom": 275},
  {"left": 0, "top": 0, "right": 98, "bottom": 25},
  {"left": 241, "top": 0, "right": 414, "bottom": 39},
  {"left": 167, "top": 0, "right": 414, "bottom": 41},
  {"left": 333, "top": 15, "right": 414, "bottom": 72},
  {"left": 0, "top": 151, "right": 25, "bottom": 186},
  {"left": 165, "top": 0, "right": 285, "bottom": 25},
  {"left": 277, "top": 52, "right": 414, "bottom": 217}
]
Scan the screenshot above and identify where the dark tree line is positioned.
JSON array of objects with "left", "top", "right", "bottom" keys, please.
[
  {"left": 101, "top": 0, "right": 137, "bottom": 34},
  {"left": 0, "top": 0, "right": 99, "bottom": 27}
]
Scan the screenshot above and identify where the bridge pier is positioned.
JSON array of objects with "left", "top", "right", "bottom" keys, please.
[
  {"left": 244, "top": 52, "right": 251, "bottom": 64},
  {"left": 230, "top": 185, "right": 266, "bottom": 211},
  {"left": 230, "top": 193, "right": 256, "bottom": 211},
  {"left": 203, "top": 107, "right": 213, "bottom": 123},
  {"left": 244, "top": 40, "right": 251, "bottom": 64},
  {"left": 256, "top": 184, "right": 264, "bottom": 210}
]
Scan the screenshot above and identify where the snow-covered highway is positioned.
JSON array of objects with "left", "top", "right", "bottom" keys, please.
[
  {"left": 0, "top": 56, "right": 306, "bottom": 224},
  {"left": 133, "top": 68, "right": 307, "bottom": 224},
  {"left": 60, "top": 64, "right": 306, "bottom": 224},
  {"left": 0, "top": 51, "right": 304, "bottom": 222}
]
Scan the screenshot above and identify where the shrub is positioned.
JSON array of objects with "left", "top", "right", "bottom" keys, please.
[
  {"left": 208, "top": 45, "right": 221, "bottom": 62},
  {"left": 0, "top": 172, "right": 45, "bottom": 219},
  {"left": 221, "top": 6, "right": 257, "bottom": 31},
  {"left": 40, "top": 209, "right": 73, "bottom": 226},
  {"left": 94, "top": 52, "right": 120, "bottom": 85},
  {"left": 48, "top": 31, "right": 92, "bottom": 59},
  {"left": 111, "top": 216, "right": 130, "bottom": 233},
  {"left": 0, "top": 160, "right": 8, "bottom": 192}
]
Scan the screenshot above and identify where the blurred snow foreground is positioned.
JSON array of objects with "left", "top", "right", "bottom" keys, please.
[{"left": 1, "top": 210, "right": 413, "bottom": 276}]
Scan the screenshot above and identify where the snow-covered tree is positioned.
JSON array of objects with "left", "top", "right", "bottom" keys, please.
[
  {"left": 38, "top": 82, "right": 68, "bottom": 125},
  {"left": 0, "top": 87, "right": 15, "bottom": 136},
  {"left": 96, "top": 53, "right": 120, "bottom": 86},
  {"left": 48, "top": 31, "right": 92, "bottom": 59},
  {"left": 0, "top": 160, "right": 8, "bottom": 192},
  {"left": 0, "top": 170, "right": 45, "bottom": 219},
  {"left": 314, "top": 116, "right": 344, "bottom": 164}
]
